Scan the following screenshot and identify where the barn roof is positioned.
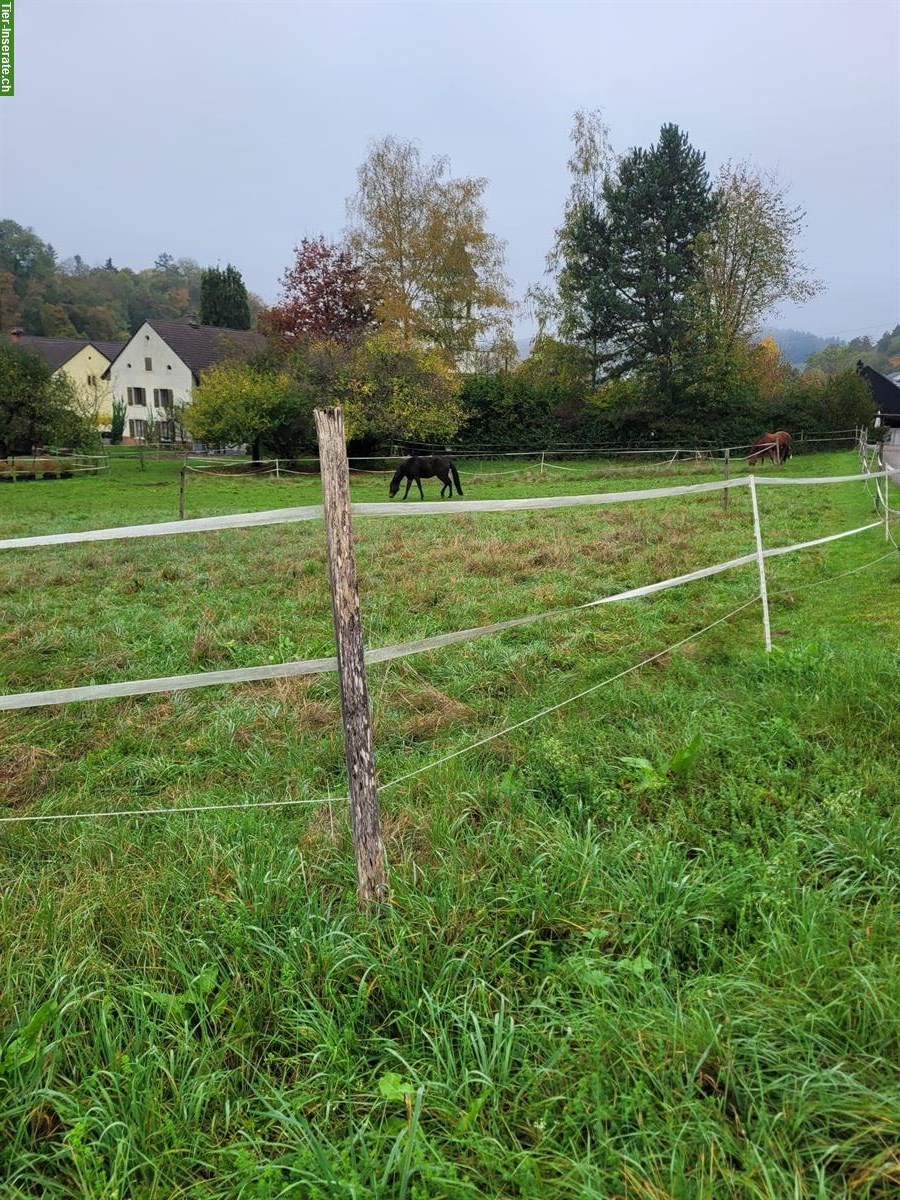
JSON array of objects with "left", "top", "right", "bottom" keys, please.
[
  {"left": 13, "top": 336, "right": 124, "bottom": 371},
  {"left": 857, "top": 361, "right": 900, "bottom": 418}
]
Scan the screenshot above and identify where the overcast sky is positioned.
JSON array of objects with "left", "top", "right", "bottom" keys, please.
[{"left": 1, "top": 0, "right": 898, "bottom": 341}]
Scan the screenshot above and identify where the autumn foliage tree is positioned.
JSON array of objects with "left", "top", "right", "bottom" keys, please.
[
  {"left": 329, "top": 329, "right": 464, "bottom": 443},
  {"left": 262, "top": 237, "right": 374, "bottom": 344},
  {"left": 185, "top": 360, "right": 305, "bottom": 460},
  {"left": 347, "top": 136, "right": 512, "bottom": 360},
  {"left": 697, "top": 162, "right": 823, "bottom": 352},
  {"left": 530, "top": 108, "right": 617, "bottom": 386}
]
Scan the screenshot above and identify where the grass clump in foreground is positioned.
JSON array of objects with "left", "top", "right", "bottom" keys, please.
[{"left": 1, "top": 451, "right": 899, "bottom": 1197}]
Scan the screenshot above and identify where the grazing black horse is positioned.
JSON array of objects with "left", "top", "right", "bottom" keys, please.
[{"left": 389, "top": 454, "right": 463, "bottom": 500}]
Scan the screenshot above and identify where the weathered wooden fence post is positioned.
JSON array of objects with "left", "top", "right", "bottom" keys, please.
[
  {"left": 314, "top": 406, "right": 388, "bottom": 907},
  {"left": 179, "top": 465, "right": 187, "bottom": 519},
  {"left": 748, "top": 474, "right": 772, "bottom": 653},
  {"left": 723, "top": 447, "right": 730, "bottom": 512}
]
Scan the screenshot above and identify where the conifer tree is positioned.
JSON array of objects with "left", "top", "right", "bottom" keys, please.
[{"left": 200, "top": 264, "right": 252, "bottom": 329}]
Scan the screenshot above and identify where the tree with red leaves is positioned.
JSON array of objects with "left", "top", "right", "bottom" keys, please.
[{"left": 262, "top": 237, "right": 375, "bottom": 344}]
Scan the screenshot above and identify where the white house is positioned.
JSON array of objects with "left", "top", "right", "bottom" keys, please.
[{"left": 104, "top": 319, "right": 265, "bottom": 443}]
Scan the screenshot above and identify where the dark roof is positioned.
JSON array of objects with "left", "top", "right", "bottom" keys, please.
[
  {"left": 91, "top": 340, "right": 128, "bottom": 362},
  {"left": 13, "top": 335, "right": 125, "bottom": 371},
  {"left": 144, "top": 320, "right": 265, "bottom": 382},
  {"left": 857, "top": 361, "right": 900, "bottom": 418}
]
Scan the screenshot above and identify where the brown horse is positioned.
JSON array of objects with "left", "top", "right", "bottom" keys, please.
[{"left": 748, "top": 431, "right": 793, "bottom": 466}]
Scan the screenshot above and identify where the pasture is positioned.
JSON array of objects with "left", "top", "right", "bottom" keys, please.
[{"left": 1, "top": 449, "right": 898, "bottom": 1198}]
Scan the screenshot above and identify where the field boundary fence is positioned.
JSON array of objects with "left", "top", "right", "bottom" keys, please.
[
  {"left": 176, "top": 431, "right": 866, "bottom": 510},
  {"left": 0, "top": 450, "right": 110, "bottom": 481},
  {"left": 1, "top": 436, "right": 896, "bottom": 852}
]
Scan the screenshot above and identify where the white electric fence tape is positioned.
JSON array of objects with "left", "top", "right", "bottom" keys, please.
[
  {"left": 4, "top": 541, "right": 892, "bottom": 827},
  {"left": 0, "top": 476, "right": 749, "bottom": 551},
  {"left": 0, "top": 517, "right": 884, "bottom": 713},
  {"left": 0, "top": 597, "right": 764, "bottom": 825}
]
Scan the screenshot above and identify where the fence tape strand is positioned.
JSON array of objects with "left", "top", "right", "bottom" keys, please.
[
  {"left": 0, "top": 515, "right": 884, "bottom": 713},
  {"left": 0, "top": 476, "right": 750, "bottom": 551},
  {"left": 2, "top": 545, "right": 894, "bottom": 825}
]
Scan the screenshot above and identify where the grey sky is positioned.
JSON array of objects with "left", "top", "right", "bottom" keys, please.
[{"left": 2, "top": 0, "right": 898, "bottom": 341}]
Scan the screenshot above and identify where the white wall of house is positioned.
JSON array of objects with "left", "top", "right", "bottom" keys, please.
[
  {"left": 108, "top": 323, "right": 194, "bottom": 442},
  {"left": 56, "top": 344, "right": 114, "bottom": 431}
]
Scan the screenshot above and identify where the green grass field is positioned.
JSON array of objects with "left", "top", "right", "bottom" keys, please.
[{"left": 1, "top": 450, "right": 898, "bottom": 1198}]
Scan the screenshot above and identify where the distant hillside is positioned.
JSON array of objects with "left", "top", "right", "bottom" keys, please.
[
  {"left": 759, "top": 328, "right": 841, "bottom": 366},
  {"left": 0, "top": 218, "right": 263, "bottom": 341},
  {"left": 803, "top": 326, "right": 900, "bottom": 376}
]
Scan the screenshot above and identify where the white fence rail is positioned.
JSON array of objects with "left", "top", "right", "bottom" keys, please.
[{"left": 2, "top": 454, "right": 895, "bottom": 824}]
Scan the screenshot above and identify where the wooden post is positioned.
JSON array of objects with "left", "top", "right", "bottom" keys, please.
[
  {"left": 540, "top": 451, "right": 545, "bottom": 476},
  {"left": 275, "top": 458, "right": 280, "bottom": 481},
  {"left": 179, "top": 465, "right": 186, "bottom": 519},
  {"left": 748, "top": 474, "right": 772, "bottom": 653},
  {"left": 723, "top": 447, "right": 730, "bottom": 511},
  {"left": 314, "top": 406, "right": 388, "bottom": 907}
]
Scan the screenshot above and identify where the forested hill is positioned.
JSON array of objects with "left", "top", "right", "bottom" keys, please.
[
  {"left": 757, "top": 325, "right": 900, "bottom": 373},
  {"left": 759, "top": 327, "right": 840, "bottom": 366},
  {"left": 0, "top": 219, "right": 263, "bottom": 342}
]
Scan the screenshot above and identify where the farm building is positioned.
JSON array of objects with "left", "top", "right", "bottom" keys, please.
[
  {"left": 103, "top": 320, "right": 265, "bottom": 444},
  {"left": 857, "top": 360, "right": 900, "bottom": 445},
  {"left": 7, "top": 329, "right": 125, "bottom": 434}
]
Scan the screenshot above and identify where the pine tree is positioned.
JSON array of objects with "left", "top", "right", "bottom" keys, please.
[
  {"left": 200, "top": 264, "right": 252, "bottom": 330},
  {"left": 556, "top": 123, "right": 716, "bottom": 395},
  {"left": 601, "top": 124, "right": 717, "bottom": 392}
]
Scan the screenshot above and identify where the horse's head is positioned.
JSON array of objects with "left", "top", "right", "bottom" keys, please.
[{"left": 388, "top": 462, "right": 405, "bottom": 497}]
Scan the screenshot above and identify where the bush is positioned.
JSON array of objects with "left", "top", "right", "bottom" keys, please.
[{"left": 0, "top": 342, "right": 97, "bottom": 455}]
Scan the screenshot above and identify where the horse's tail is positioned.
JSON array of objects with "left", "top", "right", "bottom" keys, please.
[{"left": 450, "top": 462, "right": 463, "bottom": 496}]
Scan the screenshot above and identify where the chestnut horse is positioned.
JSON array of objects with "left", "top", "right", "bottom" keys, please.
[{"left": 748, "top": 431, "right": 793, "bottom": 466}]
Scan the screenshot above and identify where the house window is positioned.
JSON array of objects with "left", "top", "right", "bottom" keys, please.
[
  {"left": 127, "top": 386, "right": 147, "bottom": 406},
  {"left": 145, "top": 357, "right": 153, "bottom": 371},
  {"left": 153, "top": 388, "right": 174, "bottom": 408},
  {"left": 128, "top": 419, "right": 146, "bottom": 439},
  {"left": 87, "top": 374, "right": 98, "bottom": 387}
]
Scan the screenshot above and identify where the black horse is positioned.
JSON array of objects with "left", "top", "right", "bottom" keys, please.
[{"left": 389, "top": 454, "right": 463, "bottom": 500}]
